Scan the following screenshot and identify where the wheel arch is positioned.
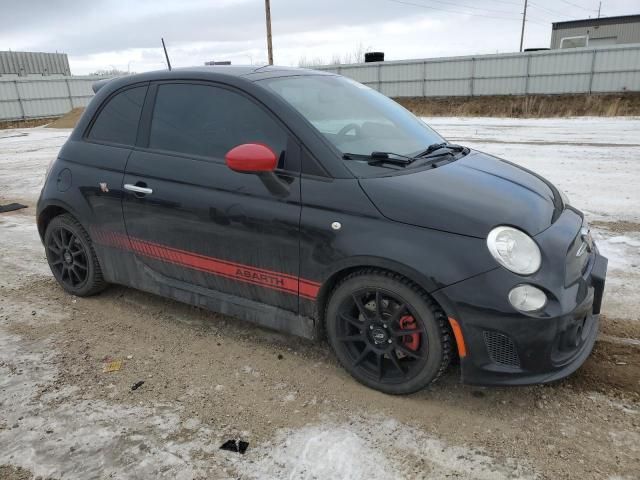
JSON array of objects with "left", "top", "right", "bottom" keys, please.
[
  {"left": 315, "top": 256, "right": 445, "bottom": 337},
  {"left": 37, "top": 200, "right": 81, "bottom": 241},
  {"left": 317, "top": 260, "right": 457, "bottom": 392}
]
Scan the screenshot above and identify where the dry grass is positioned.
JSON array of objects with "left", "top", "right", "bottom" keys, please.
[
  {"left": 0, "top": 117, "right": 60, "bottom": 129},
  {"left": 45, "top": 108, "right": 85, "bottom": 129},
  {"left": 2, "top": 94, "right": 639, "bottom": 132},
  {"left": 0, "top": 107, "right": 85, "bottom": 130},
  {"left": 397, "top": 93, "right": 640, "bottom": 118}
]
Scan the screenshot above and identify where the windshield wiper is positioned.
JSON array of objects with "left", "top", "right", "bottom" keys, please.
[
  {"left": 343, "top": 145, "right": 468, "bottom": 169},
  {"left": 342, "top": 151, "right": 413, "bottom": 166},
  {"left": 408, "top": 143, "right": 468, "bottom": 169},
  {"left": 414, "top": 142, "right": 466, "bottom": 158}
]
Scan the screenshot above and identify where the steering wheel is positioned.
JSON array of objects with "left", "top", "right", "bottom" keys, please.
[{"left": 336, "top": 123, "right": 362, "bottom": 142}]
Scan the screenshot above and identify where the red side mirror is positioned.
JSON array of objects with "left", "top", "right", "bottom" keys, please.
[{"left": 225, "top": 144, "right": 277, "bottom": 173}]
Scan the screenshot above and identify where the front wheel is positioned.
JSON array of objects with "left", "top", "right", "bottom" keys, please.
[
  {"left": 325, "top": 270, "right": 452, "bottom": 394},
  {"left": 44, "top": 214, "right": 107, "bottom": 296}
]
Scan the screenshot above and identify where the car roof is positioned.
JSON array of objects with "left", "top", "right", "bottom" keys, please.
[{"left": 92, "top": 65, "right": 334, "bottom": 93}]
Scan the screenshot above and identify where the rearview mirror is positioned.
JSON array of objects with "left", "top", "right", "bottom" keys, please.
[{"left": 225, "top": 143, "right": 277, "bottom": 173}]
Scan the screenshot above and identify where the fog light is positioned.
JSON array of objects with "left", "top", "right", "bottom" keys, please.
[{"left": 508, "top": 285, "right": 547, "bottom": 312}]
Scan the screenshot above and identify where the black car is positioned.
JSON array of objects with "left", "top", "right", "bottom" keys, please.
[{"left": 37, "top": 66, "right": 607, "bottom": 394}]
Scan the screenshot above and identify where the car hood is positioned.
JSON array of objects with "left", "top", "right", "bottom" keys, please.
[{"left": 359, "top": 151, "right": 562, "bottom": 238}]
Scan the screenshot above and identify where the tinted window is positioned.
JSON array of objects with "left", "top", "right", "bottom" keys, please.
[
  {"left": 88, "top": 86, "right": 147, "bottom": 146},
  {"left": 149, "top": 84, "right": 287, "bottom": 160}
]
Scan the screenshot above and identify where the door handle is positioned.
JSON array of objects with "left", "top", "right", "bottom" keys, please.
[{"left": 124, "top": 183, "right": 153, "bottom": 195}]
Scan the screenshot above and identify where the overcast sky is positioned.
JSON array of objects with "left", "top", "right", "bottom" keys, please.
[{"left": 2, "top": 0, "right": 638, "bottom": 74}]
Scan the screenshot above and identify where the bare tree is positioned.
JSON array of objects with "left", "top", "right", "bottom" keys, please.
[
  {"left": 298, "top": 55, "right": 328, "bottom": 68},
  {"left": 90, "top": 68, "right": 135, "bottom": 77},
  {"left": 298, "top": 42, "right": 373, "bottom": 67}
]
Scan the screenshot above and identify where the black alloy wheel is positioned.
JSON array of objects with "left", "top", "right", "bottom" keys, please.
[
  {"left": 326, "top": 270, "right": 451, "bottom": 394},
  {"left": 47, "top": 226, "right": 88, "bottom": 288},
  {"left": 44, "top": 214, "right": 107, "bottom": 296}
]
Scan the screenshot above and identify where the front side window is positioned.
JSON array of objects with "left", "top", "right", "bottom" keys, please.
[
  {"left": 259, "top": 75, "right": 444, "bottom": 157},
  {"left": 148, "top": 83, "right": 287, "bottom": 160},
  {"left": 88, "top": 86, "right": 147, "bottom": 146}
]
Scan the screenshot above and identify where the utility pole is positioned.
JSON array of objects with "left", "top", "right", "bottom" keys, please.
[
  {"left": 519, "top": 0, "right": 528, "bottom": 52},
  {"left": 597, "top": 1, "right": 601, "bottom": 18},
  {"left": 265, "top": 0, "right": 274, "bottom": 65}
]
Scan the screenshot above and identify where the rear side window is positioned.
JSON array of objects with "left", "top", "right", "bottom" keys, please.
[
  {"left": 148, "top": 83, "right": 286, "bottom": 160},
  {"left": 88, "top": 86, "right": 147, "bottom": 146}
]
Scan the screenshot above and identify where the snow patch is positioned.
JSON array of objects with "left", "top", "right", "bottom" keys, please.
[
  {"left": 0, "top": 321, "right": 224, "bottom": 479},
  {"left": 422, "top": 116, "right": 640, "bottom": 224},
  {"left": 0, "top": 127, "right": 71, "bottom": 203},
  {"left": 282, "top": 391, "right": 297, "bottom": 403},
  {"left": 236, "top": 417, "right": 535, "bottom": 480},
  {"left": 593, "top": 231, "right": 640, "bottom": 272},
  {"left": 0, "top": 214, "right": 50, "bottom": 287},
  {"left": 607, "top": 236, "right": 640, "bottom": 248}
]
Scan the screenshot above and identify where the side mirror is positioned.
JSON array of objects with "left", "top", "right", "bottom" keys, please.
[
  {"left": 225, "top": 143, "right": 277, "bottom": 174},
  {"left": 224, "top": 143, "right": 290, "bottom": 197}
]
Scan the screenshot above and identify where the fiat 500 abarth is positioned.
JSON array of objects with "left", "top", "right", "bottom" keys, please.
[{"left": 37, "top": 66, "right": 607, "bottom": 394}]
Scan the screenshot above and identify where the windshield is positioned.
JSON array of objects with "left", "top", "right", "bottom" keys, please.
[{"left": 259, "top": 75, "right": 444, "bottom": 157}]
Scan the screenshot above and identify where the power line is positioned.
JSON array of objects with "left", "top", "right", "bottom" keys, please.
[
  {"left": 384, "top": 0, "right": 522, "bottom": 21},
  {"left": 490, "top": 0, "right": 564, "bottom": 25},
  {"left": 486, "top": 0, "right": 523, "bottom": 5},
  {"left": 404, "top": 0, "right": 520, "bottom": 15},
  {"left": 500, "top": 0, "right": 598, "bottom": 20},
  {"left": 384, "top": 0, "right": 548, "bottom": 26},
  {"left": 525, "top": 13, "right": 553, "bottom": 24},
  {"left": 557, "top": 0, "right": 599, "bottom": 12},
  {"left": 528, "top": 1, "right": 575, "bottom": 19}
]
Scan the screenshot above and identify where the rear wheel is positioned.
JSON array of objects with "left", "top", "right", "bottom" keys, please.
[
  {"left": 326, "top": 270, "right": 451, "bottom": 394},
  {"left": 44, "top": 214, "right": 107, "bottom": 296}
]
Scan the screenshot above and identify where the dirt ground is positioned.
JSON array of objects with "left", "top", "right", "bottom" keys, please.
[
  {"left": 0, "top": 107, "right": 84, "bottom": 131},
  {"left": 1, "top": 118, "right": 639, "bottom": 479},
  {"left": 44, "top": 108, "right": 85, "bottom": 129},
  {"left": 0, "top": 117, "right": 59, "bottom": 130}
]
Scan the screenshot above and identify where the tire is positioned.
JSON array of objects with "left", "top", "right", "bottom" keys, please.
[
  {"left": 44, "top": 214, "right": 107, "bottom": 296},
  {"left": 325, "top": 269, "right": 452, "bottom": 394}
]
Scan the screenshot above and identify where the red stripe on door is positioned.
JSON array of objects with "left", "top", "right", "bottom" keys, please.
[
  {"left": 299, "top": 280, "right": 321, "bottom": 300},
  {"left": 93, "top": 229, "right": 321, "bottom": 300}
]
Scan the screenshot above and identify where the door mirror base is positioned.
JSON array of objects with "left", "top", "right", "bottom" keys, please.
[{"left": 258, "top": 172, "right": 290, "bottom": 197}]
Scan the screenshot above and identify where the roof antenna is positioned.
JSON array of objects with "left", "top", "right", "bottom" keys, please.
[{"left": 161, "top": 38, "right": 172, "bottom": 71}]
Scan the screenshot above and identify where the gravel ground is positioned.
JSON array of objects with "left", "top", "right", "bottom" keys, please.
[{"left": 0, "top": 118, "right": 638, "bottom": 479}]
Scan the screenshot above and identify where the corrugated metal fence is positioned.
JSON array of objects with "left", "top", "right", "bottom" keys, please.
[
  {"left": 317, "top": 44, "right": 640, "bottom": 97},
  {"left": 0, "top": 76, "right": 98, "bottom": 121},
  {"left": 2, "top": 44, "right": 640, "bottom": 121}
]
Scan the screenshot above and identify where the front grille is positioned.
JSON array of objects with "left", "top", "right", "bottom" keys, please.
[{"left": 483, "top": 331, "right": 521, "bottom": 368}]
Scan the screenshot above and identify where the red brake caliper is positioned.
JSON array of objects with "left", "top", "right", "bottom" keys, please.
[{"left": 399, "top": 315, "right": 420, "bottom": 351}]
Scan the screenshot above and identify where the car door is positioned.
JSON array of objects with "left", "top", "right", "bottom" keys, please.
[
  {"left": 71, "top": 83, "right": 148, "bottom": 284},
  {"left": 121, "top": 81, "right": 301, "bottom": 313}
]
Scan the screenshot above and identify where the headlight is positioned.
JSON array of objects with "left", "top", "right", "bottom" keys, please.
[
  {"left": 508, "top": 285, "right": 547, "bottom": 312},
  {"left": 487, "top": 226, "right": 541, "bottom": 275}
]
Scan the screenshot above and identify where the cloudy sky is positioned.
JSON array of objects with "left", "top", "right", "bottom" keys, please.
[{"left": 2, "top": 0, "right": 638, "bottom": 74}]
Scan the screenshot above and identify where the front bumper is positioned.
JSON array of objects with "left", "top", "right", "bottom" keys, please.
[{"left": 434, "top": 211, "right": 608, "bottom": 386}]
